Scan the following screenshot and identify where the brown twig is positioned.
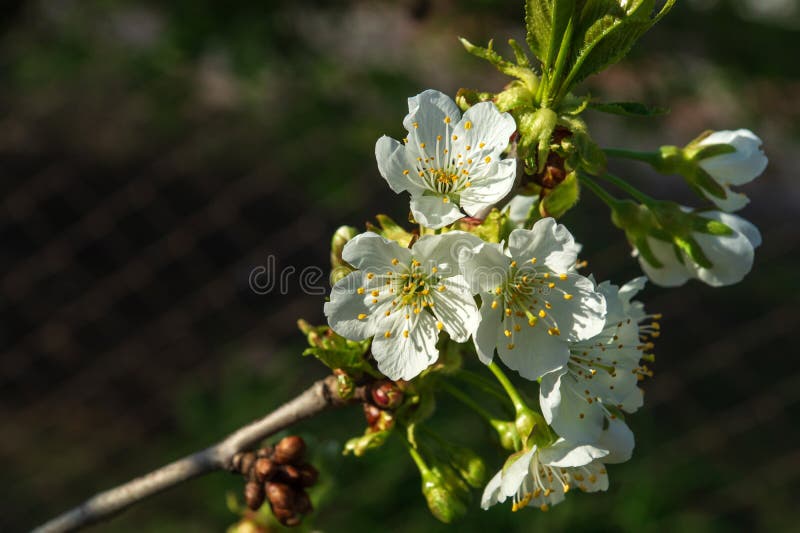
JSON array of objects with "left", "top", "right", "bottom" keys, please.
[{"left": 34, "top": 375, "right": 351, "bottom": 533}]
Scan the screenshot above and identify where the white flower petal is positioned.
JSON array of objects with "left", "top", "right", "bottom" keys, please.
[
  {"left": 450, "top": 101, "right": 516, "bottom": 159},
  {"left": 459, "top": 158, "right": 517, "bottom": 216},
  {"left": 410, "top": 195, "right": 465, "bottom": 229},
  {"left": 637, "top": 237, "right": 690, "bottom": 287},
  {"left": 459, "top": 241, "right": 510, "bottom": 294},
  {"left": 496, "top": 320, "right": 570, "bottom": 380},
  {"left": 698, "top": 129, "right": 767, "bottom": 186},
  {"left": 324, "top": 271, "right": 377, "bottom": 340},
  {"left": 703, "top": 186, "right": 750, "bottom": 212},
  {"left": 595, "top": 418, "right": 635, "bottom": 464},
  {"left": 480, "top": 468, "right": 506, "bottom": 509},
  {"left": 543, "top": 273, "right": 606, "bottom": 342},
  {"left": 370, "top": 310, "right": 439, "bottom": 380},
  {"left": 404, "top": 89, "right": 461, "bottom": 146},
  {"left": 508, "top": 219, "right": 580, "bottom": 273},
  {"left": 341, "top": 232, "right": 412, "bottom": 273},
  {"left": 375, "top": 136, "right": 426, "bottom": 196},
  {"left": 540, "top": 370, "right": 605, "bottom": 445},
  {"left": 473, "top": 299, "right": 501, "bottom": 365},
  {"left": 412, "top": 231, "right": 483, "bottom": 276},
  {"left": 500, "top": 448, "right": 537, "bottom": 497},
  {"left": 431, "top": 277, "right": 479, "bottom": 342},
  {"left": 539, "top": 439, "right": 608, "bottom": 468},
  {"left": 505, "top": 194, "right": 539, "bottom": 226}
]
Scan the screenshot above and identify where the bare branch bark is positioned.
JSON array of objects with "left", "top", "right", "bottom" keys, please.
[{"left": 34, "top": 375, "right": 350, "bottom": 533}]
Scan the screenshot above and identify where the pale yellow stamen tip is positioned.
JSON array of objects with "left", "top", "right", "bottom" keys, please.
[
  {"left": 357, "top": 313, "right": 367, "bottom": 320},
  {"left": 403, "top": 330, "right": 409, "bottom": 338},
  {"left": 357, "top": 287, "right": 365, "bottom": 295},
  {"left": 437, "top": 322, "right": 444, "bottom": 331},
  {"left": 563, "top": 293, "right": 573, "bottom": 300},
  {"left": 538, "top": 310, "right": 547, "bottom": 318},
  {"left": 384, "top": 331, "right": 392, "bottom": 338}
]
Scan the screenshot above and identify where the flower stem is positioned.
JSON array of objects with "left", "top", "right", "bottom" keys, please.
[
  {"left": 578, "top": 174, "right": 619, "bottom": 209},
  {"left": 597, "top": 172, "right": 655, "bottom": 204},
  {"left": 453, "top": 369, "right": 510, "bottom": 405},
  {"left": 486, "top": 361, "right": 527, "bottom": 413},
  {"left": 603, "top": 148, "right": 661, "bottom": 165},
  {"left": 440, "top": 380, "right": 500, "bottom": 424}
]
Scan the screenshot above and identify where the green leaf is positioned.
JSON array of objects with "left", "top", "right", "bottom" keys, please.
[
  {"left": 525, "top": 0, "right": 575, "bottom": 67},
  {"left": 452, "top": 208, "right": 514, "bottom": 243},
  {"left": 560, "top": 0, "right": 676, "bottom": 95},
  {"left": 588, "top": 100, "right": 669, "bottom": 117},
  {"left": 459, "top": 38, "right": 538, "bottom": 88}
]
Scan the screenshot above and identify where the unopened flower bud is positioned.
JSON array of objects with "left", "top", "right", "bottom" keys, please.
[
  {"left": 244, "top": 481, "right": 264, "bottom": 510},
  {"left": 233, "top": 451, "right": 256, "bottom": 476},
  {"left": 293, "top": 489, "right": 313, "bottom": 514},
  {"left": 271, "top": 506, "right": 296, "bottom": 526},
  {"left": 266, "top": 482, "right": 295, "bottom": 510},
  {"left": 371, "top": 381, "right": 403, "bottom": 409},
  {"left": 254, "top": 458, "right": 276, "bottom": 482},
  {"left": 298, "top": 463, "right": 319, "bottom": 488},
  {"left": 420, "top": 467, "right": 469, "bottom": 524},
  {"left": 279, "top": 464, "right": 301, "bottom": 483},
  {"left": 274, "top": 436, "right": 306, "bottom": 464},
  {"left": 330, "top": 225, "right": 358, "bottom": 284},
  {"left": 363, "top": 403, "right": 381, "bottom": 426},
  {"left": 447, "top": 445, "right": 487, "bottom": 489}
]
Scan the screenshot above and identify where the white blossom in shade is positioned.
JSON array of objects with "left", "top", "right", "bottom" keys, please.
[
  {"left": 504, "top": 194, "right": 539, "bottom": 227},
  {"left": 375, "top": 89, "right": 517, "bottom": 229},
  {"left": 324, "top": 231, "right": 482, "bottom": 381},
  {"left": 637, "top": 210, "right": 762, "bottom": 288},
  {"left": 539, "top": 277, "right": 658, "bottom": 444},
  {"left": 480, "top": 419, "right": 633, "bottom": 512},
  {"left": 696, "top": 129, "right": 767, "bottom": 212},
  {"left": 459, "top": 218, "right": 606, "bottom": 381}
]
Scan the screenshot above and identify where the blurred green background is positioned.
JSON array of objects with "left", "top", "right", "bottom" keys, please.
[{"left": 1, "top": 0, "right": 799, "bottom": 531}]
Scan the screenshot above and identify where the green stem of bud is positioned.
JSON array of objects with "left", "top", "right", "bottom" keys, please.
[
  {"left": 603, "top": 148, "right": 662, "bottom": 166},
  {"left": 486, "top": 361, "right": 527, "bottom": 413},
  {"left": 596, "top": 172, "right": 655, "bottom": 205},
  {"left": 440, "top": 381, "right": 502, "bottom": 425},
  {"left": 578, "top": 174, "right": 619, "bottom": 209}
]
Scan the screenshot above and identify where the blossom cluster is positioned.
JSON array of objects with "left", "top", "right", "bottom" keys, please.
[{"left": 320, "top": 88, "right": 765, "bottom": 518}]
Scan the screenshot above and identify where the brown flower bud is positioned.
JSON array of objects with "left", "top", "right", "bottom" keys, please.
[
  {"left": 233, "top": 452, "right": 256, "bottom": 476},
  {"left": 266, "top": 482, "right": 295, "bottom": 510},
  {"left": 363, "top": 403, "right": 381, "bottom": 426},
  {"left": 254, "top": 458, "right": 276, "bottom": 482},
  {"left": 297, "top": 463, "right": 319, "bottom": 487},
  {"left": 274, "top": 436, "right": 306, "bottom": 464},
  {"left": 293, "top": 489, "right": 313, "bottom": 515},
  {"left": 371, "top": 381, "right": 403, "bottom": 409},
  {"left": 244, "top": 481, "right": 264, "bottom": 510},
  {"left": 271, "top": 506, "right": 295, "bottom": 523},
  {"left": 256, "top": 446, "right": 273, "bottom": 458},
  {"left": 279, "top": 464, "right": 301, "bottom": 483}
]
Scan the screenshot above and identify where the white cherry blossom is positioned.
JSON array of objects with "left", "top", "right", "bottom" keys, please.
[
  {"left": 325, "top": 231, "right": 482, "bottom": 380},
  {"left": 459, "top": 218, "right": 606, "bottom": 380},
  {"left": 540, "top": 277, "right": 658, "bottom": 444},
  {"left": 481, "top": 419, "right": 633, "bottom": 512},
  {"left": 637, "top": 210, "right": 761, "bottom": 287},
  {"left": 697, "top": 129, "right": 767, "bottom": 212},
  {"left": 376, "top": 89, "right": 517, "bottom": 229}
]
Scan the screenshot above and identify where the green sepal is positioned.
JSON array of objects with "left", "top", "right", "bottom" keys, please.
[
  {"left": 298, "top": 320, "right": 377, "bottom": 376},
  {"left": 517, "top": 107, "right": 557, "bottom": 171},
  {"left": 455, "top": 87, "right": 494, "bottom": 111},
  {"left": 343, "top": 428, "right": 392, "bottom": 457},
  {"left": 588, "top": 100, "right": 669, "bottom": 117},
  {"left": 540, "top": 171, "right": 579, "bottom": 219},
  {"left": 451, "top": 208, "right": 514, "bottom": 244},
  {"left": 690, "top": 168, "right": 727, "bottom": 200},
  {"left": 692, "top": 217, "right": 734, "bottom": 237},
  {"left": 366, "top": 214, "right": 415, "bottom": 248},
  {"left": 674, "top": 235, "right": 713, "bottom": 269}
]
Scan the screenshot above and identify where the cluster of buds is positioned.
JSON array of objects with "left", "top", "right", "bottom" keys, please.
[{"left": 231, "top": 436, "right": 319, "bottom": 527}]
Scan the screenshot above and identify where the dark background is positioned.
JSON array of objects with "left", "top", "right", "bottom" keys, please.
[{"left": 1, "top": 0, "right": 799, "bottom": 531}]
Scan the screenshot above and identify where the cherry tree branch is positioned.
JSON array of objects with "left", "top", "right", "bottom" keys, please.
[{"left": 34, "top": 375, "right": 351, "bottom": 533}]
